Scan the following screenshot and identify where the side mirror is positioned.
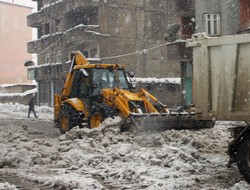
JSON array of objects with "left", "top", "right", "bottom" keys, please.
[
  {"left": 92, "top": 83, "right": 98, "bottom": 89},
  {"left": 128, "top": 70, "right": 135, "bottom": 78}
]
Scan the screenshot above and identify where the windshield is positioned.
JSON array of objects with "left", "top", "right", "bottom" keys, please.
[{"left": 92, "top": 68, "right": 129, "bottom": 95}]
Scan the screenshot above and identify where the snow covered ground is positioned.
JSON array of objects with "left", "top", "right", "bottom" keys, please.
[{"left": 0, "top": 103, "right": 250, "bottom": 190}]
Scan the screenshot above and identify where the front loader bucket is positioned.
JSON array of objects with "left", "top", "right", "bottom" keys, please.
[{"left": 129, "top": 112, "right": 215, "bottom": 132}]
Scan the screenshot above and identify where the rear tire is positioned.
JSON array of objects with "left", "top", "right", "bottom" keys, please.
[
  {"left": 59, "top": 103, "right": 82, "bottom": 134},
  {"left": 235, "top": 134, "right": 250, "bottom": 182}
]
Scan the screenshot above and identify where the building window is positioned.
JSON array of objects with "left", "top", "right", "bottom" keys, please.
[
  {"left": 56, "top": 51, "right": 61, "bottom": 63},
  {"left": 43, "top": 23, "right": 50, "bottom": 35},
  {"left": 45, "top": 53, "right": 50, "bottom": 64},
  {"left": 38, "top": 26, "right": 43, "bottom": 38},
  {"left": 54, "top": 19, "right": 60, "bottom": 33},
  {"left": 90, "top": 48, "right": 99, "bottom": 58},
  {"left": 27, "top": 69, "right": 35, "bottom": 80},
  {"left": 203, "top": 13, "right": 221, "bottom": 36}
]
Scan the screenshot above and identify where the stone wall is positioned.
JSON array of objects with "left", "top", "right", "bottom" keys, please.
[
  {"left": 0, "top": 84, "right": 37, "bottom": 105},
  {"left": 0, "top": 93, "right": 36, "bottom": 105},
  {"left": 135, "top": 82, "right": 182, "bottom": 107},
  {"left": 0, "top": 84, "right": 36, "bottom": 93}
]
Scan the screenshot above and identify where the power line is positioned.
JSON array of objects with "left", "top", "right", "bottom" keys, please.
[
  {"left": 0, "top": 39, "right": 171, "bottom": 70},
  {"left": 101, "top": 42, "right": 170, "bottom": 61}
]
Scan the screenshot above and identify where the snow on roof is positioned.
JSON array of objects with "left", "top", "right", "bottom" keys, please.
[
  {"left": 67, "top": 24, "right": 99, "bottom": 32},
  {"left": 27, "top": 23, "right": 110, "bottom": 44},
  {"left": 0, "top": 0, "right": 35, "bottom": 9},
  {"left": 0, "top": 83, "right": 35, "bottom": 88},
  {"left": 41, "top": 0, "right": 63, "bottom": 10},
  {"left": 27, "top": 57, "right": 102, "bottom": 69},
  {"left": 66, "top": 24, "right": 110, "bottom": 37},
  {"left": 134, "top": 77, "right": 181, "bottom": 84},
  {"left": 0, "top": 88, "right": 37, "bottom": 97},
  {"left": 28, "top": 62, "right": 62, "bottom": 69},
  {"left": 84, "top": 29, "right": 110, "bottom": 37}
]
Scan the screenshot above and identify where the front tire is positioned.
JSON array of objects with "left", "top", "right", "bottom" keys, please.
[
  {"left": 235, "top": 134, "right": 250, "bottom": 182},
  {"left": 59, "top": 103, "right": 82, "bottom": 134},
  {"left": 88, "top": 113, "right": 103, "bottom": 128}
]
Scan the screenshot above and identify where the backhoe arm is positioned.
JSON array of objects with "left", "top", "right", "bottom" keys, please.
[
  {"left": 61, "top": 51, "right": 89, "bottom": 97},
  {"left": 140, "top": 88, "right": 169, "bottom": 114}
]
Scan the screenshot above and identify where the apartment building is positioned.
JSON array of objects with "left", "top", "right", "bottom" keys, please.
[
  {"left": 27, "top": 0, "right": 188, "bottom": 106},
  {"left": 0, "top": 1, "right": 33, "bottom": 84},
  {"left": 175, "top": 0, "right": 250, "bottom": 105}
]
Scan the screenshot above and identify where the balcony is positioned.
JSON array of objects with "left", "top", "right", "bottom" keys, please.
[
  {"left": 27, "top": 0, "right": 66, "bottom": 28},
  {"left": 27, "top": 40, "right": 38, "bottom": 54},
  {"left": 174, "top": 0, "right": 195, "bottom": 17},
  {"left": 27, "top": 25, "right": 109, "bottom": 54},
  {"left": 27, "top": 33, "right": 63, "bottom": 54},
  {"left": 27, "top": 11, "right": 44, "bottom": 28},
  {"left": 64, "top": 24, "right": 109, "bottom": 44}
]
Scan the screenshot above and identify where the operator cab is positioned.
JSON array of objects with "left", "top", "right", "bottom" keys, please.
[
  {"left": 92, "top": 68, "right": 129, "bottom": 95},
  {"left": 70, "top": 67, "right": 131, "bottom": 99}
]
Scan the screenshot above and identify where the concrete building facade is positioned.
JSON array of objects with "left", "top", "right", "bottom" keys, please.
[
  {"left": 27, "top": 0, "right": 192, "bottom": 106},
  {"left": 0, "top": 1, "right": 33, "bottom": 84},
  {"left": 195, "top": 0, "right": 250, "bottom": 36},
  {"left": 167, "top": 0, "right": 250, "bottom": 105}
]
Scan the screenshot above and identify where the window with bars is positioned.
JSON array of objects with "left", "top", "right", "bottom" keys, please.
[
  {"left": 55, "top": 51, "right": 62, "bottom": 63},
  {"left": 45, "top": 53, "right": 50, "bottom": 64},
  {"left": 203, "top": 13, "right": 221, "bottom": 36}
]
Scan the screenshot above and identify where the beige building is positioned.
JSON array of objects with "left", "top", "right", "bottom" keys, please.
[{"left": 0, "top": 1, "right": 33, "bottom": 84}]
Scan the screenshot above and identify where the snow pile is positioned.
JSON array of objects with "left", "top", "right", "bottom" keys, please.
[
  {"left": 0, "top": 103, "right": 250, "bottom": 189},
  {"left": 0, "top": 182, "right": 18, "bottom": 190}
]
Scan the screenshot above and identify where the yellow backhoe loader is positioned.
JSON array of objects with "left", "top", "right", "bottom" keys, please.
[{"left": 54, "top": 51, "right": 213, "bottom": 133}]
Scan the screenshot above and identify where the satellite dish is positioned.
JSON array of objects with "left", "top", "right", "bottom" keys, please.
[
  {"left": 24, "top": 60, "right": 35, "bottom": 67},
  {"left": 164, "top": 24, "right": 180, "bottom": 42}
]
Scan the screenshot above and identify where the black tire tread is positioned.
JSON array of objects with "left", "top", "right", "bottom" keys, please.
[
  {"left": 235, "top": 134, "right": 250, "bottom": 182},
  {"left": 59, "top": 103, "right": 82, "bottom": 133}
]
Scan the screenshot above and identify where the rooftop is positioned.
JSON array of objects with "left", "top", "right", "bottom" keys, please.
[{"left": 0, "top": 0, "right": 36, "bottom": 9}]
